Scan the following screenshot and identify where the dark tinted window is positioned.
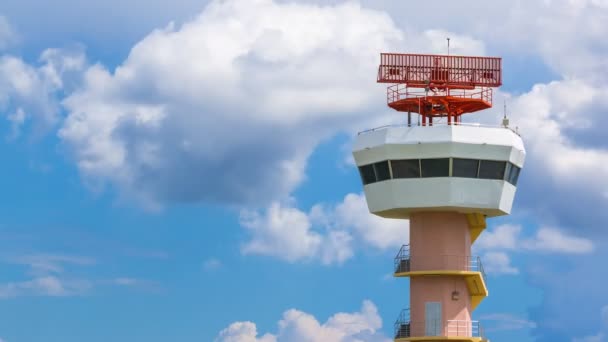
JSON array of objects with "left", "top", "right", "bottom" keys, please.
[
  {"left": 479, "top": 160, "right": 506, "bottom": 180},
  {"left": 392, "top": 159, "right": 420, "bottom": 178},
  {"left": 359, "top": 164, "right": 376, "bottom": 185},
  {"left": 504, "top": 162, "right": 512, "bottom": 181},
  {"left": 507, "top": 164, "right": 521, "bottom": 185},
  {"left": 374, "top": 161, "right": 391, "bottom": 182},
  {"left": 453, "top": 158, "right": 479, "bottom": 178},
  {"left": 421, "top": 158, "right": 450, "bottom": 178}
]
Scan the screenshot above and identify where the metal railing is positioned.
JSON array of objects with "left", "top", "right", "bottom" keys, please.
[
  {"left": 357, "top": 122, "right": 520, "bottom": 136},
  {"left": 394, "top": 309, "right": 411, "bottom": 338},
  {"left": 393, "top": 245, "right": 487, "bottom": 283},
  {"left": 446, "top": 320, "right": 485, "bottom": 338},
  {"left": 394, "top": 244, "right": 411, "bottom": 273},
  {"left": 394, "top": 312, "right": 485, "bottom": 339},
  {"left": 386, "top": 84, "right": 493, "bottom": 107}
]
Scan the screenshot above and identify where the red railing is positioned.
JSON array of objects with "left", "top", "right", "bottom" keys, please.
[
  {"left": 387, "top": 84, "right": 492, "bottom": 105},
  {"left": 378, "top": 53, "right": 502, "bottom": 88}
]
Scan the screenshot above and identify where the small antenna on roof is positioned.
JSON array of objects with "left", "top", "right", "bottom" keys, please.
[
  {"left": 447, "top": 37, "right": 451, "bottom": 56},
  {"left": 502, "top": 99, "right": 510, "bottom": 128}
]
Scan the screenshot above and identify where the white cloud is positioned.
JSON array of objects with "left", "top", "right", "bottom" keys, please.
[
  {"left": 57, "top": 0, "right": 403, "bottom": 208},
  {"left": 0, "top": 276, "right": 91, "bottom": 298},
  {"left": 0, "top": 254, "right": 94, "bottom": 298},
  {"left": 481, "top": 252, "right": 519, "bottom": 275},
  {"left": 0, "top": 253, "right": 148, "bottom": 297},
  {"left": 522, "top": 227, "right": 594, "bottom": 254},
  {"left": 0, "top": 16, "right": 15, "bottom": 50},
  {"left": 216, "top": 300, "right": 389, "bottom": 342},
  {"left": 216, "top": 321, "right": 277, "bottom": 342},
  {"left": 479, "top": 313, "right": 536, "bottom": 332},
  {"left": 310, "top": 193, "right": 407, "bottom": 250},
  {"left": 6, "top": 107, "right": 25, "bottom": 139},
  {"left": 240, "top": 201, "right": 353, "bottom": 265},
  {"left": 476, "top": 224, "right": 594, "bottom": 255},
  {"left": 0, "top": 47, "right": 85, "bottom": 138},
  {"left": 476, "top": 224, "right": 593, "bottom": 276},
  {"left": 476, "top": 224, "right": 521, "bottom": 250},
  {"left": 10, "top": 253, "right": 96, "bottom": 276},
  {"left": 240, "top": 193, "right": 406, "bottom": 264},
  {"left": 56, "top": 0, "right": 490, "bottom": 209}
]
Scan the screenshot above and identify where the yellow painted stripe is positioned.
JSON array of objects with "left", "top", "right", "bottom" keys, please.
[{"left": 394, "top": 270, "right": 489, "bottom": 310}]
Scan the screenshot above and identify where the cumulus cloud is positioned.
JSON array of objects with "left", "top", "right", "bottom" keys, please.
[
  {"left": 475, "top": 224, "right": 521, "bottom": 250},
  {"left": 310, "top": 193, "right": 407, "bottom": 250},
  {"left": 240, "top": 201, "right": 354, "bottom": 265},
  {"left": 481, "top": 252, "right": 519, "bottom": 275},
  {"left": 240, "top": 193, "right": 406, "bottom": 264},
  {"left": 215, "top": 300, "right": 389, "bottom": 342},
  {"left": 475, "top": 224, "right": 593, "bottom": 276},
  {"left": 506, "top": 78, "right": 608, "bottom": 235},
  {"left": 57, "top": 0, "right": 404, "bottom": 208},
  {"left": 476, "top": 224, "right": 594, "bottom": 254},
  {"left": 56, "top": 0, "right": 492, "bottom": 209},
  {"left": 0, "top": 47, "right": 85, "bottom": 138},
  {"left": 216, "top": 321, "right": 276, "bottom": 342}
]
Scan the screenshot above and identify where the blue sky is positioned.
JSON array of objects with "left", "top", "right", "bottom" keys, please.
[{"left": 1, "top": 0, "right": 607, "bottom": 341}]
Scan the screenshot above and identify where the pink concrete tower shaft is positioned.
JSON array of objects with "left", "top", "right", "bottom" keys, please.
[{"left": 409, "top": 212, "right": 473, "bottom": 337}]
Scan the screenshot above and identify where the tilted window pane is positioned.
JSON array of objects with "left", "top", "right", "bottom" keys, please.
[
  {"left": 421, "top": 158, "right": 450, "bottom": 178},
  {"left": 359, "top": 164, "right": 376, "bottom": 185},
  {"left": 479, "top": 160, "right": 507, "bottom": 180},
  {"left": 392, "top": 159, "right": 420, "bottom": 178},
  {"left": 508, "top": 164, "right": 521, "bottom": 185},
  {"left": 504, "top": 162, "right": 512, "bottom": 181},
  {"left": 453, "top": 158, "right": 479, "bottom": 178},
  {"left": 374, "top": 161, "right": 391, "bottom": 182}
]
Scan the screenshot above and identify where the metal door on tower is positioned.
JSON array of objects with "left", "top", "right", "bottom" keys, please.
[{"left": 425, "top": 302, "right": 442, "bottom": 336}]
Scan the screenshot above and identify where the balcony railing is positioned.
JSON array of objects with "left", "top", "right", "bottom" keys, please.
[
  {"left": 394, "top": 309, "right": 410, "bottom": 339},
  {"left": 394, "top": 310, "right": 485, "bottom": 339},
  {"left": 357, "top": 122, "right": 521, "bottom": 136},
  {"left": 386, "top": 83, "right": 493, "bottom": 107},
  {"left": 394, "top": 245, "right": 487, "bottom": 283}
]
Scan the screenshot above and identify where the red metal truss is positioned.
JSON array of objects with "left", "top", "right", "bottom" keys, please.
[
  {"left": 377, "top": 53, "right": 502, "bottom": 121},
  {"left": 377, "top": 53, "right": 502, "bottom": 88}
]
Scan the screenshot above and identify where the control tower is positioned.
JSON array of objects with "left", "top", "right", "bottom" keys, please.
[{"left": 353, "top": 53, "right": 525, "bottom": 341}]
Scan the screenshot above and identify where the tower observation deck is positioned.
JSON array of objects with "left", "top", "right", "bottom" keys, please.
[{"left": 354, "top": 52, "right": 525, "bottom": 342}]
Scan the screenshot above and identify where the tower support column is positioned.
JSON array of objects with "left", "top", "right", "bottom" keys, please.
[{"left": 409, "top": 212, "right": 473, "bottom": 337}]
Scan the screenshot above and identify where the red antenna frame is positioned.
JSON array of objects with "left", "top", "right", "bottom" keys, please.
[{"left": 377, "top": 53, "right": 502, "bottom": 125}]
